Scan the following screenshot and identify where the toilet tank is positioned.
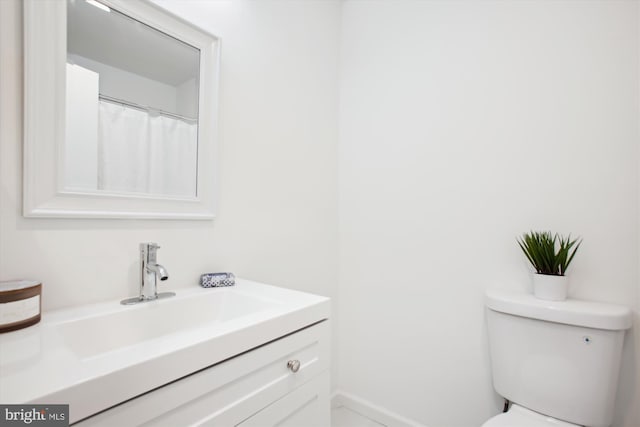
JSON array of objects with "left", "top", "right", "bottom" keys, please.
[{"left": 485, "top": 290, "right": 632, "bottom": 427}]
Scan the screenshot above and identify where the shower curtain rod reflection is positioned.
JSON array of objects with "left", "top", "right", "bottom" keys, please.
[{"left": 98, "top": 94, "right": 198, "bottom": 123}]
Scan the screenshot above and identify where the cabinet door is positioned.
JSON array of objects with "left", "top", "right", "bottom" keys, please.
[
  {"left": 236, "top": 372, "right": 329, "bottom": 427},
  {"left": 74, "top": 321, "right": 329, "bottom": 427}
]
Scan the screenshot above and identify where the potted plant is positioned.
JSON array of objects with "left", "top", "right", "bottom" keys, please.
[{"left": 517, "top": 231, "right": 582, "bottom": 301}]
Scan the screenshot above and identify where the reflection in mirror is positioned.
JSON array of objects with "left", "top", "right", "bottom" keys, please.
[{"left": 65, "top": 0, "right": 200, "bottom": 198}]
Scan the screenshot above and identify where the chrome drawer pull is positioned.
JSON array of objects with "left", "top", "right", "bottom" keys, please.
[{"left": 287, "top": 360, "right": 301, "bottom": 373}]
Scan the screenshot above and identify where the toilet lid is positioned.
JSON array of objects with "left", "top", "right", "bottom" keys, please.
[{"left": 482, "top": 404, "right": 580, "bottom": 427}]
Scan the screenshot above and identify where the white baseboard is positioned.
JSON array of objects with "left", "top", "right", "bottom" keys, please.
[{"left": 331, "top": 390, "right": 427, "bottom": 427}]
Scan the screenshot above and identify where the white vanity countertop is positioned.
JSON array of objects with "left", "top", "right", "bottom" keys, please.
[{"left": 0, "top": 279, "right": 330, "bottom": 423}]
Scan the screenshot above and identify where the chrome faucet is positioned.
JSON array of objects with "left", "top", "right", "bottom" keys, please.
[{"left": 121, "top": 243, "right": 175, "bottom": 305}]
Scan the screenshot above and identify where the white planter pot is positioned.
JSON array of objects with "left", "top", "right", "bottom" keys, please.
[{"left": 532, "top": 274, "right": 569, "bottom": 301}]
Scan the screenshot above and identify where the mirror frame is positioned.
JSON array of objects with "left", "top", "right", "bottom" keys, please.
[{"left": 23, "top": 0, "right": 219, "bottom": 219}]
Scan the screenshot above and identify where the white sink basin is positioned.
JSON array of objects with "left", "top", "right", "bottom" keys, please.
[
  {"left": 0, "top": 279, "right": 329, "bottom": 423},
  {"left": 60, "top": 290, "right": 281, "bottom": 359}
]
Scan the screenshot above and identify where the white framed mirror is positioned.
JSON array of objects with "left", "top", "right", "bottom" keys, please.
[{"left": 23, "top": 0, "right": 219, "bottom": 219}]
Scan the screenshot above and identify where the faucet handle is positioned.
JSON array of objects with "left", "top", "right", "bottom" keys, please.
[{"left": 141, "top": 242, "right": 161, "bottom": 250}]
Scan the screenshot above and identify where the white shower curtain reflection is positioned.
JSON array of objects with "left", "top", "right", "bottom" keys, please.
[
  {"left": 98, "top": 101, "right": 198, "bottom": 197},
  {"left": 148, "top": 114, "right": 198, "bottom": 197}
]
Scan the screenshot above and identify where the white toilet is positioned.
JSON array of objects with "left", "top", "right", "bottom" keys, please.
[{"left": 483, "top": 289, "right": 632, "bottom": 427}]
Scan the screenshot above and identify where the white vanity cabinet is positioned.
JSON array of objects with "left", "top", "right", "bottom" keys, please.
[
  {"left": 0, "top": 281, "right": 330, "bottom": 425},
  {"left": 74, "top": 321, "right": 330, "bottom": 427}
]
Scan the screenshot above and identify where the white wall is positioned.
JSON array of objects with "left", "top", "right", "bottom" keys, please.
[
  {"left": 68, "top": 53, "right": 179, "bottom": 114},
  {"left": 65, "top": 63, "right": 99, "bottom": 191},
  {"left": 176, "top": 77, "right": 198, "bottom": 118},
  {"left": 69, "top": 54, "right": 198, "bottom": 118},
  {"left": 338, "top": 1, "right": 639, "bottom": 426},
  {"left": 635, "top": 4, "right": 640, "bottom": 425},
  {"left": 0, "top": 0, "right": 339, "bottom": 332}
]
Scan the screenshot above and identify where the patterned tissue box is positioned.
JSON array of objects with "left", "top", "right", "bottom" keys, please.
[{"left": 200, "top": 272, "right": 235, "bottom": 288}]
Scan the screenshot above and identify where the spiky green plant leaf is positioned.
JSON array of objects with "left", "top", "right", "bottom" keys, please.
[{"left": 517, "top": 231, "right": 581, "bottom": 276}]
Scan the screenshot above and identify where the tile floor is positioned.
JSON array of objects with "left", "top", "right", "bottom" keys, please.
[{"left": 331, "top": 406, "right": 385, "bottom": 427}]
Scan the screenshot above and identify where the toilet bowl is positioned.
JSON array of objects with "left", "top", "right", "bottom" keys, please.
[{"left": 482, "top": 404, "right": 579, "bottom": 427}]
